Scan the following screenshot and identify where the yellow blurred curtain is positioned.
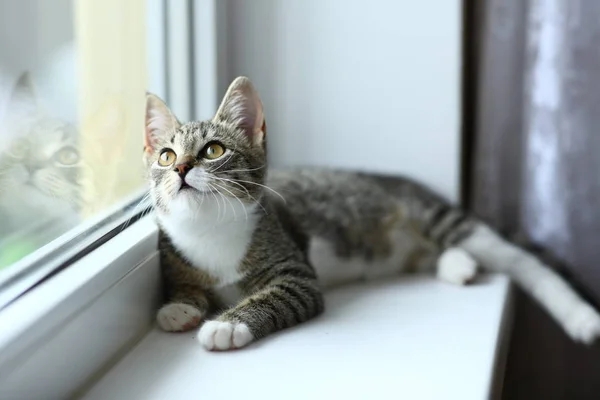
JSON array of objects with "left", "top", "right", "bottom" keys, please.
[{"left": 75, "top": 0, "right": 147, "bottom": 216}]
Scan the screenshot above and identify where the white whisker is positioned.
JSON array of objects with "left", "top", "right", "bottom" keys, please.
[
  {"left": 228, "top": 178, "right": 286, "bottom": 203},
  {"left": 220, "top": 165, "right": 266, "bottom": 174},
  {"left": 210, "top": 176, "right": 267, "bottom": 215},
  {"left": 208, "top": 183, "right": 223, "bottom": 222},
  {"left": 211, "top": 181, "right": 249, "bottom": 222},
  {"left": 121, "top": 191, "right": 152, "bottom": 231},
  {"left": 211, "top": 144, "right": 238, "bottom": 173},
  {"left": 210, "top": 182, "right": 238, "bottom": 221}
]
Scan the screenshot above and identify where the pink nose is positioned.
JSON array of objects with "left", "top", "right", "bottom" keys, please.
[{"left": 174, "top": 163, "right": 192, "bottom": 177}]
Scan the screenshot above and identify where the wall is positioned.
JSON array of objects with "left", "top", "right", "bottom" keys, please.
[{"left": 221, "top": 0, "right": 462, "bottom": 201}]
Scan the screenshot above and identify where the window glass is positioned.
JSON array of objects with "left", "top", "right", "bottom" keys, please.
[{"left": 0, "top": 1, "right": 148, "bottom": 290}]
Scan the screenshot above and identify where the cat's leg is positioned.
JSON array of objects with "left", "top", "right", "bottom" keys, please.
[
  {"left": 157, "top": 290, "right": 210, "bottom": 332},
  {"left": 198, "top": 269, "right": 324, "bottom": 351},
  {"left": 157, "top": 271, "right": 211, "bottom": 332},
  {"left": 436, "top": 247, "right": 478, "bottom": 285}
]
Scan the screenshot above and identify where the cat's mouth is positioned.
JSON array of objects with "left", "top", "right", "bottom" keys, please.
[
  {"left": 179, "top": 181, "right": 192, "bottom": 191},
  {"left": 178, "top": 181, "right": 216, "bottom": 195}
]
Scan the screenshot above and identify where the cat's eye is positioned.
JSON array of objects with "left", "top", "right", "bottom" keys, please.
[
  {"left": 203, "top": 143, "right": 225, "bottom": 160},
  {"left": 8, "top": 140, "right": 29, "bottom": 159},
  {"left": 158, "top": 149, "right": 177, "bottom": 166},
  {"left": 55, "top": 146, "right": 80, "bottom": 166}
]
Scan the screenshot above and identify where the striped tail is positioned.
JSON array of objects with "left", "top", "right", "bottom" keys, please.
[{"left": 417, "top": 203, "right": 474, "bottom": 248}]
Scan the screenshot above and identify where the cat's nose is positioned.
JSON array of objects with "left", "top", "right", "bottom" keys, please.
[
  {"left": 174, "top": 163, "right": 193, "bottom": 178},
  {"left": 24, "top": 163, "right": 41, "bottom": 174}
]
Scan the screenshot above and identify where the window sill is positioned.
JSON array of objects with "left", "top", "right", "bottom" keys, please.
[
  {"left": 82, "top": 275, "right": 513, "bottom": 400},
  {"left": 0, "top": 216, "right": 161, "bottom": 400}
]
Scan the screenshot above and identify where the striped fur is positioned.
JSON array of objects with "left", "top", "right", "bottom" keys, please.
[{"left": 147, "top": 77, "right": 600, "bottom": 350}]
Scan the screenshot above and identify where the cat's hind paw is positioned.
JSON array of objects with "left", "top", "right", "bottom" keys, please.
[
  {"left": 198, "top": 320, "right": 253, "bottom": 351},
  {"left": 157, "top": 303, "right": 204, "bottom": 332},
  {"left": 436, "top": 247, "right": 478, "bottom": 285},
  {"left": 564, "top": 305, "right": 600, "bottom": 345}
]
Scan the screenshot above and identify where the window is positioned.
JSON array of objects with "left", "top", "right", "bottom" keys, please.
[
  {"left": 0, "top": 3, "right": 208, "bottom": 397},
  {"left": 0, "top": 0, "right": 152, "bottom": 308}
]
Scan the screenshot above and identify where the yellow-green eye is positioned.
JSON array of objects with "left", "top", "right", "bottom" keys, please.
[
  {"left": 204, "top": 143, "right": 225, "bottom": 160},
  {"left": 9, "top": 140, "right": 29, "bottom": 158},
  {"left": 55, "top": 146, "right": 80, "bottom": 166},
  {"left": 158, "top": 149, "right": 177, "bottom": 166}
]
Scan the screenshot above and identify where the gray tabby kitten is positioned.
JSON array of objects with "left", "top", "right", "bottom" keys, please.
[
  {"left": 0, "top": 73, "right": 82, "bottom": 241},
  {"left": 145, "top": 77, "right": 600, "bottom": 351}
]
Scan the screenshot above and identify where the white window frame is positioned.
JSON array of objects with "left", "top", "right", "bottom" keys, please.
[{"left": 0, "top": 215, "right": 160, "bottom": 399}]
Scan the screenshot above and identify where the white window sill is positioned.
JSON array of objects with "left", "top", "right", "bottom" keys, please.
[
  {"left": 0, "top": 216, "right": 161, "bottom": 400},
  {"left": 82, "top": 275, "right": 512, "bottom": 400}
]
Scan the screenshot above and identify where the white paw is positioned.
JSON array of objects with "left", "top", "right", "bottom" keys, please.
[
  {"left": 436, "top": 247, "right": 478, "bottom": 285},
  {"left": 564, "top": 305, "right": 600, "bottom": 345},
  {"left": 198, "top": 320, "right": 254, "bottom": 351},
  {"left": 157, "top": 303, "right": 204, "bottom": 332}
]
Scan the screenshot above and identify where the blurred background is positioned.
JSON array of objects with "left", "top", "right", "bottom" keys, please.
[{"left": 0, "top": 0, "right": 599, "bottom": 398}]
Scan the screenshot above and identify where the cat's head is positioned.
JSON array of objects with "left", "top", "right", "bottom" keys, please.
[
  {"left": 144, "top": 77, "right": 267, "bottom": 219},
  {"left": 0, "top": 73, "right": 83, "bottom": 214}
]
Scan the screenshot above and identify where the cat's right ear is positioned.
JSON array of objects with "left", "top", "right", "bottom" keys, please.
[{"left": 144, "top": 93, "right": 180, "bottom": 155}]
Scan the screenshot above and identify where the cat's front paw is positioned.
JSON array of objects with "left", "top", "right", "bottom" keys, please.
[
  {"left": 157, "top": 303, "right": 204, "bottom": 332},
  {"left": 198, "top": 320, "right": 254, "bottom": 351},
  {"left": 564, "top": 305, "right": 600, "bottom": 344}
]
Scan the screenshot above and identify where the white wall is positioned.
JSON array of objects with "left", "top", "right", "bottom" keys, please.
[{"left": 222, "top": 0, "right": 462, "bottom": 201}]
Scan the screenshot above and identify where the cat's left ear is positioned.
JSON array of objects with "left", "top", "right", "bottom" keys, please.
[
  {"left": 214, "top": 77, "right": 265, "bottom": 146},
  {"left": 144, "top": 93, "right": 180, "bottom": 155},
  {"left": 7, "top": 72, "right": 39, "bottom": 120}
]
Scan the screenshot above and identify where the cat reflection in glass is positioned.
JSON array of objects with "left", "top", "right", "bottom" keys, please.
[{"left": 0, "top": 73, "right": 84, "bottom": 265}]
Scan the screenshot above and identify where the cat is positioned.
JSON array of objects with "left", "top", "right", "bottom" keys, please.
[
  {"left": 0, "top": 73, "right": 83, "bottom": 255},
  {"left": 144, "top": 76, "right": 600, "bottom": 351}
]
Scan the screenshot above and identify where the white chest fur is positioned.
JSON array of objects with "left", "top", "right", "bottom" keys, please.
[{"left": 158, "top": 199, "right": 258, "bottom": 288}]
